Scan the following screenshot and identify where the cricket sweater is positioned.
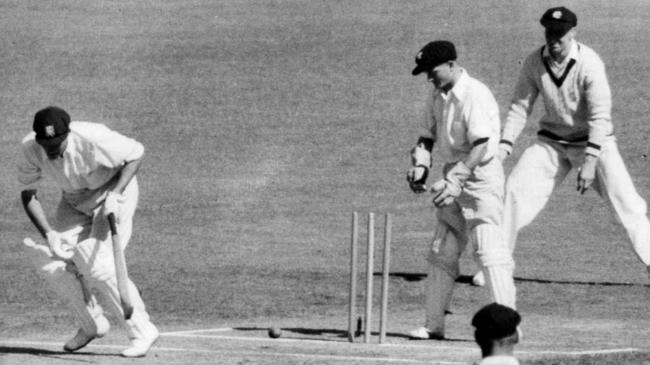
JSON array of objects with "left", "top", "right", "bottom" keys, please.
[{"left": 501, "top": 40, "right": 613, "bottom": 157}]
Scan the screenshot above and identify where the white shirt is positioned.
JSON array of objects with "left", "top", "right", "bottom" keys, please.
[
  {"left": 18, "top": 121, "right": 144, "bottom": 194},
  {"left": 423, "top": 69, "right": 501, "bottom": 162},
  {"left": 475, "top": 355, "right": 520, "bottom": 365}
]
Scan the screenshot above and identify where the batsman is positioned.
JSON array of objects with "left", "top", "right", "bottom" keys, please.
[
  {"left": 405, "top": 41, "right": 516, "bottom": 340},
  {"left": 17, "top": 106, "right": 159, "bottom": 357}
]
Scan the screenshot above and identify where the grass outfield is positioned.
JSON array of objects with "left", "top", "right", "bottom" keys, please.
[{"left": 1, "top": 0, "right": 650, "bottom": 363}]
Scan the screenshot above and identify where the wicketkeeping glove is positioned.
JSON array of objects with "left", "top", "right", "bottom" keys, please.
[
  {"left": 406, "top": 165, "right": 429, "bottom": 193},
  {"left": 431, "top": 179, "right": 462, "bottom": 207}
]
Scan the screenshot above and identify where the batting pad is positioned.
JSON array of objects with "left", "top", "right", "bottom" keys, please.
[{"left": 471, "top": 224, "right": 517, "bottom": 309}]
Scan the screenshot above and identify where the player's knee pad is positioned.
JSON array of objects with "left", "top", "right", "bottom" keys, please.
[{"left": 471, "top": 224, "right": 514, "bottom": 269}]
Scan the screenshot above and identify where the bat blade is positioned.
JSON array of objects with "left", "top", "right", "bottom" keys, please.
[{"left": 108, "top": 213, "right": 134, "bottom": 320}]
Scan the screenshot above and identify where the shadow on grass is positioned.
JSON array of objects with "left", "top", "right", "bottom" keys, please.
[
  {"left": 379, "top": 272, "right": 650, "bottom": 287},
  {"left": 232, "top": 327, "right": 472, "bottom": 343},
  {"left": 0, "top": 346, "right": 115, "bottom": 361}
]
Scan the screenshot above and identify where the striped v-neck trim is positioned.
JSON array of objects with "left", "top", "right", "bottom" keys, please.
[{"left": 540, "top": 45, "right": 577, "bottom": 87}]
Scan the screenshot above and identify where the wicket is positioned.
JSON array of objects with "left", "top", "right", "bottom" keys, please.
[{"left": 348, "top": 211, "right": 392, "bottom": 344}]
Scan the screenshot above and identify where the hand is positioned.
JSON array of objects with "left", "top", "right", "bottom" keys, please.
[
  {"left": 46, "top": 230, "right": 73, "bottom": 260},
  {"left": 431, "top": 179, "right": 462, "bottom": 207},
  {"left": 406, "top": 166, "right": 428, "bottom": 193},
  {"left": 577, "top": 154, "right": 598, "bottom": 195},
  {"left": 103, "top": 191, "right": 125, "bottom": 220}
]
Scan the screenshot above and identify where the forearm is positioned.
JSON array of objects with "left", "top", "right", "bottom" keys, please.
[
  {"left": 20, "top": 190, "right": 53, "bottom": 238},
  {"left": 111, "top": 157, "right": 142, "bottom": 194},
  {"left": 462, "top": 139, "right": 490, "bottom": 170},
  {"left": 501, "top": 103, "right": 530, "bottom": 155}
]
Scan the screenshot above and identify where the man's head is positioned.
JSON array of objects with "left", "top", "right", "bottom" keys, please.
[
  {"left": 33, "top": 106, "right": 71, "bottom": 159},
  {"left": 472, "top": 303, "right": 521, "bottom": 358},
  {"left": 412, "top": 40, "right": 458, "bottom": 90},
  {"left": 540, "top": 6, "right": 577, "bottom": 60}
]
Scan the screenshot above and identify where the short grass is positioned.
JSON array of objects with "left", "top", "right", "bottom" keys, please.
[{"left": 1, "top": 0, "right": 650, "bottom": 364}]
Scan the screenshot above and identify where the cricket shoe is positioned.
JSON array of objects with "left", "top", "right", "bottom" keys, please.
[
  {"left": 63, "top": 315, "right": 110, "bottom": 352},
  {"left": 471, "top": 271, "right": 485, "bottom": 287},
  {"left": 121, "top": 325, "right": 159, "bottom": 357},
  {"left": 407, "top": 327, "right": 444, "bottom": 340}
]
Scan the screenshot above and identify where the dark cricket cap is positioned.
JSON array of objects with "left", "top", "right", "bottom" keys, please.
[
  {"left": 412, "top": 40, "right": 457, "bottom": 76},
  {"left": 540, "top": 6, "right": 577, "bottom": 36},
  {"left": 471, "top": 303, "right": 521, "bottom": 341},
  {"left": 33, "top": 106, "right": 70, "bottom": 144}
]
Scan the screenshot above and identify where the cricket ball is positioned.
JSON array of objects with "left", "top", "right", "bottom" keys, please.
[{"left": 268, "top": 327, "right": 282, "bottom": 339}]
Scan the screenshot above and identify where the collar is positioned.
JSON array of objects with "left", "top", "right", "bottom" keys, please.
[
  {"left": 542, "top": 39, "right": 578, "bottom": 64},
  {"left": 434, "top": 68, "right": 469, "bottom": 100},
  {"left": 478, "top": 355, "right": 520, "bottom": 365}
]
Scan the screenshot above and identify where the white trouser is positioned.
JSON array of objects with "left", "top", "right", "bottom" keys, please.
[
  {"left": 23, "top": 245, "right": 104, "bottom": 336},
  {"left": 503, "top": 137, "right": 650, "bottom": 265},
  {"left": 27, "top": 178, "right": 157, "bottom": 341},
  {"left": 424, "top": 159, "right": 516, "bottom": 332}
]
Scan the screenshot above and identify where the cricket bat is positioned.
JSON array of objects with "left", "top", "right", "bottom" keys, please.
[{"left": 107, "top": 213, "right": 134, "bottom": 319}]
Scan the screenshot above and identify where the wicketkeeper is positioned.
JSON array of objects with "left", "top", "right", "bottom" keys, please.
[
  {"left": 17, "top": 106, "right": 158, "bottom": 357},
  {"left": 406, "top": 41, "right": 516, "bottom": 340}
]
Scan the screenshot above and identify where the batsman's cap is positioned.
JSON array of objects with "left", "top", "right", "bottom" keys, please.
[
  {"left": 540, "top": 6, "right": 577, "bottom": 36},
  {"left": 33, "top": 106, "right": 70, "bottom": 144},
  {"left": 471, "top": 303, "right": 521, "bottom": 341},
  {"left": 412, "top": 40, "right": 457, "bottom": 76}
]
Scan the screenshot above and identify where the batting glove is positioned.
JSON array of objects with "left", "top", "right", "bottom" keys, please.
[
  {"left": 431, "top": 179, "right": 462, "bottom": 207},
  {"left": 103, "top": 191, "right": 125, "bottom": 221},
  {"left": 406, "top": 165, "right": 429, "bottom": 194},
  {"left": 46, "top": 230, "right": 74, "bottom": 260}
]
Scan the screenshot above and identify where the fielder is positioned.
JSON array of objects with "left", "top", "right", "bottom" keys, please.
[
  {"left": 18, "top": 106, "right": 159, "bottom": 357},
  {"left": 498, "top": 7, "right": 650, "bottom": 276},
  {"left": 406, "top": 41, "right": 516, "bottom": 340}
]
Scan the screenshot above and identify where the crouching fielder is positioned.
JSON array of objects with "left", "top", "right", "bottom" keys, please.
[
  {"left": 406, "top": 41, "right": 516, "bottom": 340},
  {"left": 17, "top": 106, "right": 158, "bottom": 357}
]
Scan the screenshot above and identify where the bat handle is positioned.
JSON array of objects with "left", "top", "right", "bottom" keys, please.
[{"left": 107, "top": 213, "right": 118, "bottom": 234}]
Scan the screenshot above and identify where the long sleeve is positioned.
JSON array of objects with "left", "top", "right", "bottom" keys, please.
[
  {"left": 501, "top": 53, "right": 539, "bottom": 152},
  {"left": 582, "top": 53, "right": 612, "bottom": 156},
  {"left": 464, "top": 85, "right": 500, "bottom": 162}
]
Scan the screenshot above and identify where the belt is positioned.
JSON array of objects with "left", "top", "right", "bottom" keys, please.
[{"left": 537, "top": 130, "right": 588, "bottom": 144}]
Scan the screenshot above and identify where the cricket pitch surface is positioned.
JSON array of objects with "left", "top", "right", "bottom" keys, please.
[{"left": 2, "top": 310, "right": 649, "bottom": 365}]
